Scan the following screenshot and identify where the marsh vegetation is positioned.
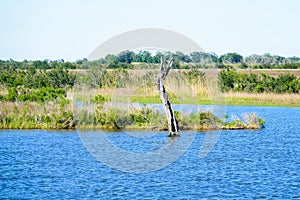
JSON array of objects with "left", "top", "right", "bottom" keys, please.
[{"left": 1, "top": 51, "right": 300, "bottom": 129}]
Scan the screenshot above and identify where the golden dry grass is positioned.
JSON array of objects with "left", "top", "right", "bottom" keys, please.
[
  {"left": 237, "top": 69, "right": 300, "bottom": 77},
  {"left": 0, "top": 101, "right": 72, "bottom": 116},
  {"left": 225, "top": 92, "right": 300, "bottom": 107}
]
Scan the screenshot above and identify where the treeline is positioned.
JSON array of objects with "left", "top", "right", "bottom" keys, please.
[
  {"left": 81, "top": 51, "right": 300, "bottom": 69},
  {"left": 0, "top": 59, "right": 79, "bottom": 70},
  {"left": 99, "top": 51, "right": 300, "bottom": 66},
  {"left": 219, "top": 69, "right": 300, "bottom": 93},
  {"left": 1, "top": 51, "right": 300, "bottom": 70}
]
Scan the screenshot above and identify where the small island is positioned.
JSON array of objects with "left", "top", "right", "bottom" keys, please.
[
  {"left": 0, "top": 98, "right": 265, "bottom": 131},
  {"left": 74, "top": 101, "right": 265, "bottom": 131}
]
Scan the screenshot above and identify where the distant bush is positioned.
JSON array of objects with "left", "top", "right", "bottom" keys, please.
[
  {"left": 218, "top": 69, "right": 300, "bottom": 93},
  {"left": 0, "top": 67, "right": 75, "bottom": 89},
  {"left": 1, "top": 86, "right": 66, "bottom": 102}
]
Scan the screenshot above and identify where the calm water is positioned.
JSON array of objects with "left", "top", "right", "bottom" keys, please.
[{"left": 0, "top": 106, "right": 300, "bottom": 199}]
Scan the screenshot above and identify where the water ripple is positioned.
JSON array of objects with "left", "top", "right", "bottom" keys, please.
[{"left": 0, "top": 106, "right": 300, "bottom": 199}]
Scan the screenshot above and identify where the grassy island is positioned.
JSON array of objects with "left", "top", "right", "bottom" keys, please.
[{"left": 0, "top": 98, "right": 265, "bottom": 131}]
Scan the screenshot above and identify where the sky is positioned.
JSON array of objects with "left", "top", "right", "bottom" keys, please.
[{"left": 1, "top": 0, "right": 300, "bottom": 61}]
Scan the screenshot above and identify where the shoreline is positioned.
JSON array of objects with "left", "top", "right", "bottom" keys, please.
[
  {"left": 0, "top": 103, "right": 265, "bottom": 131},
  {"left": 1, "top": 124, "right": 262, "bottom": 131},
  {"left": 129, "top": 93, "right": 300, "bottom": 107}
]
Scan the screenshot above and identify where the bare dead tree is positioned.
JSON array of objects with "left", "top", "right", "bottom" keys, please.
[{"left": 157, "top": 56, "right": 179, "bottom": 137}]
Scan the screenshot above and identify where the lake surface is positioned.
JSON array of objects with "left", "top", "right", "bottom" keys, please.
[{"left": 1, "top": 106, "right": 300, "bottom": 199}]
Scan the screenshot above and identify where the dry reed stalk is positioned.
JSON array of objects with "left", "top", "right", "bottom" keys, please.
[
  {"left": 0, "top": 101, "right": 73, "bottom": 117},
  {"left": 226, "top": 92, "right": 300, "bottom": 105}
]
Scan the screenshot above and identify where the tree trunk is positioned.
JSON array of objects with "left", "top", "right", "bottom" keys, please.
[{"left": 157, "top": 57, "right": 179, "bottom": 137}]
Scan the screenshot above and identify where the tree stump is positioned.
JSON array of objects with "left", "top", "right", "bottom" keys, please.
[{"left": 157, "top": 57, "right": 179, "bottom": 137}]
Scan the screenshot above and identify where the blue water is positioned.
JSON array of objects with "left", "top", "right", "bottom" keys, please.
[{"left": 0, "top": 106, "right": 300, "bottom": 199}]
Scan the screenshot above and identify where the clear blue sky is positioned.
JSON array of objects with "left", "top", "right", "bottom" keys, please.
[{"left": 1, "top": 0, "right": 300, "bottom": 61}]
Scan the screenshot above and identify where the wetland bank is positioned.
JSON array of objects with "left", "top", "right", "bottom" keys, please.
[{"left": 1, "top": 51, "right": 300, "bottom": 130}]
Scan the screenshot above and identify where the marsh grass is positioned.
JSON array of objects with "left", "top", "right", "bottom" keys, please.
[
  {"left": 225, "top": 92, "right": 300, "bottom": 107},
  {"left": 0, "top": 100, "right": 73, "bottom": 129},
  {"left": 0, "top": 68, "right": 295, "bottom": 129},
  {"left": 62, "top": 69, "right": 300, "bottom": 107},
  {"left": 0, "top": 98, "right": 265, "bottom": 130}
]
